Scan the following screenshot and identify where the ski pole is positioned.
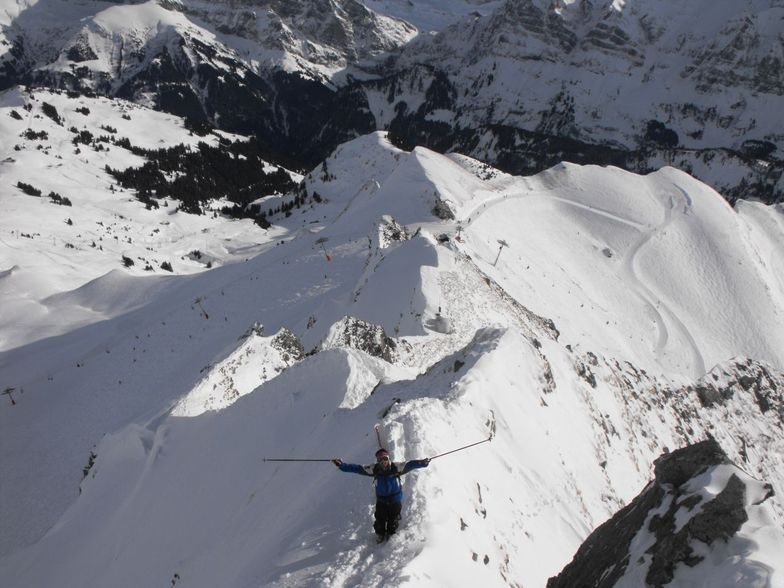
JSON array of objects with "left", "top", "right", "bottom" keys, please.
[
  {"left": 429, "top": 435, "right": 493, "bottom": 461},
  {"left": 262, "top": 458, "right": 334, "bottom": 462}
]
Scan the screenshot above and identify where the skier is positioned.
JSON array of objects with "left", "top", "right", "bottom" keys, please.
[{"left": 332, "top": 448, "right": 430, "bottom": 542}]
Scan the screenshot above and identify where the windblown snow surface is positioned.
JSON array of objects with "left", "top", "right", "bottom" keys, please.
[{"left": 1, "top": 117, "right": 784, "bottom": 586}]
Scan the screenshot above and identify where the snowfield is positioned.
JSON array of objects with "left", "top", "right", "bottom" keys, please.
[
  {"left": 0, "top": 88, "right": 290, "bottom": 349},
  {"left": 1, "top": 103, "right": 783, "bottom": 587}
]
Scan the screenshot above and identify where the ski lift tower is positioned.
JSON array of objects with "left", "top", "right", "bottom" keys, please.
[
  {"left": 493, "top": 239, "right": 509, "bottom": 267},
  {"left": 3, "top": 387, "right": 17, "bottom": 406},
  {"left": 316, "top": 237, "right": 331, "bottom": 261}
]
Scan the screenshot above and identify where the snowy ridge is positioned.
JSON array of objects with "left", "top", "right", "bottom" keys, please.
[
  {"left": 3, "top": 322, "right": 782, "bottom": 586},
  {"left": 363, "top": 0, "right": 503, "bottom": 33},
  {"left": 171, "top": 324, "right": 305, "bottom": 417},
  {"left": 168, "top": 0, "right": 419, "bottom": 81},
  {"left": 2, "top": 128, "right": 784, "bottom": 585},
  {"left": 302, "top": 133, "right": 784, "bottom": 377}
]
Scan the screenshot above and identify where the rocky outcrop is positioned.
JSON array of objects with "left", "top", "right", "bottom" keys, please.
[
  {"left": 692, "top": 357, "right": 784, "bottom": 424},
  {"left": 377, "top": 215, "right": 410, "bottom": 249},
  {"left": 548, "top": 439, "right": 778, "bottom": 588},
  {"left": 172, "top": 325, "right": 305, "bottom": 416},
  {"left": 322, "top": 316, "right": 398, "bottom": 363},
  {"left": 270, "top": 327, "right": 305, "bottom": 364},
  {"left": 0, "top": 0, "right": 390, "bottom": 168}
]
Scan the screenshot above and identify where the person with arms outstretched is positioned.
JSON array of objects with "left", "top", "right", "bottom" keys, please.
[{"left": 333, "top": 448, "right": 430, "bottom": 542}]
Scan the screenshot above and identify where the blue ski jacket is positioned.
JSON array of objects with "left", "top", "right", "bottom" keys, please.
[{"left": 338, "top": 460, "right": 428, "bottom": 503}]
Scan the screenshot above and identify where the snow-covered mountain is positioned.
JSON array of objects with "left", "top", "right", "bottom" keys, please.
[
  {"left": 2, "top": 98, "right": 783, "bottom": 586},
  {"left": 1, "top": 0, "right": 782, "bottom": 202},
  {"left": 0, "top": 0, "right": 416, "bottom": 162},
  {"left": 0, "top": 86, "right": 302, "bottom": 348},
  {"left": 0, "top": 0, "right": 416, "bottom": 83},
  {"left": 2, "top": 2, "right": 784, "bottom": 585},
  {"left": 363, "top": 0, "right": 503, "bottom": 33},
  {"left": 369, "top": 0, "right": 784, "bottom": 203}
]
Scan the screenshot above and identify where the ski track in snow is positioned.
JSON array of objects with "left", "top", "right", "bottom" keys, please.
[
  {"left": 619, "top": 186, "right": 706, "bottom": 379},
  {"left": 737, "top": 201, "right": 784, "bottom": 305},
  {"left": 456, "top": 184, "right": 529, "bottom": 228},
  {"left": 547, "top": 195, "right": 651, "bottom": 231},
  {"left": 452, "top": 173, "right": 708, "bottom": 378}
]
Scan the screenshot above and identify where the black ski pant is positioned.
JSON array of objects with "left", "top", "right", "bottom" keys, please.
[{"left": 374, "top": 498, "right": 402, "bottom": 536}]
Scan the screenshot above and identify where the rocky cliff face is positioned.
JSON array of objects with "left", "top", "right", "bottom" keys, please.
[
  {"left": 367, "top": 0, "right": 784, "bottom": 203},
  {"left": 322, "top": 316, "right": 399, "bottom": 363},
  {"left": 170, "top": 0, "right": 416, "bottom": 79},
  {"left": 548, "top": 439, "right": 781, "bottom": 588},
  {"left": 544, "top": 351, "right": 784, "bottom": 586},
  {"left": 1, "top": 0, "right": 781, "bottom": 202},
  {"left": 0, "top": 0, "right": 404, "bottom": 164}
]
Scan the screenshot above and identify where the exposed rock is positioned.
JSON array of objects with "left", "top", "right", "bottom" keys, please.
[
  {"left": 376, "top": 0, "right": 784, "bottom": 204},
  {"left": 179, "top": 0, "right": 416, "bottom": 72},
  {"left": 548, "top": 440, "right": 779, "bottom": 588},
  {"left": 432, "top": 197, "right": 455, "bottom": 220},
  {"left": 652, "top": 439, "right": 730, "bottom": 487},
  {"left": 173, "top": 326, "right": 305, "bottom": 416},
  {"left": 378, "top": 215, "right": 410, "bottom": 249},
  {"left": 271, "top": 327, "right": 305, "bottom": 363},
  {"left": 322, "top": 316, "right": 398, "bottom": 363},
  {"left": 691, "top": 358, "right": 784, "bottom": 423},
  {"left": 238, "top": 320, "right": 264, "bottom": 340}
]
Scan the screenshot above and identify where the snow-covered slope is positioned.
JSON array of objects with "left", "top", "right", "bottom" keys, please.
[
  {"left": 0, "top": 1, "right": 414, "bottom": 164},
  {"left": 303, "top": 133, "right": 784, "bottom": 377},
  {"left": 170, "top": 0, "right": 418, "bottom": 81},
  {"left": 1, "top": 132, "right": 783, "bottom": 586},
  {"left": 0, "top": 87, "right": 295, "bottom": 349}
]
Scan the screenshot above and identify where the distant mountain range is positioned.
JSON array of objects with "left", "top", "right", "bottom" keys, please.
[{"left": 1, "top": 0, "right": 782, "bottom": 203}]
